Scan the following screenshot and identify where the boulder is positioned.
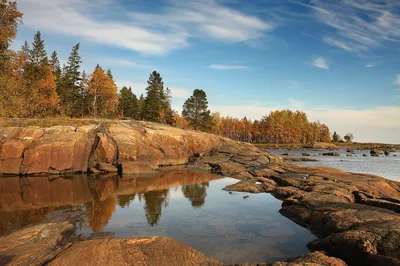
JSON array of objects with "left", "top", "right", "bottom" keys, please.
[
  {"left": 370, "top": 149, "right": 384, "bottom": 155},
  {"left": 313, "top": 142, "right": 337, "bottom": 149}
]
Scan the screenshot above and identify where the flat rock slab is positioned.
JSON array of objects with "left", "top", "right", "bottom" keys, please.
[
  {"left": 0, "top": 222, "right": 74, "bottom": 266},
  {"left": 49, "top": 237, "right": 222, "bottom": 266}
]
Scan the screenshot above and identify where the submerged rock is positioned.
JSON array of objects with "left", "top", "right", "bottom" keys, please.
[
  {"left": 322, "top": 152, "right": 340, "bottom": 156},
  {"left": 370, "top": 149, "right": 384, "bottom": 156}
]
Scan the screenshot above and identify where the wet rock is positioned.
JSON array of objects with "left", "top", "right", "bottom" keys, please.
[
  {"left": 243, "top": 196, "right": 250, "bottom": 199},
  {"left": 48, "top": 237, "right": 222, "bottom": 266},
  {"left": 283, "top": 157, "right": 318, "bottom": 162},
  {"left": 265, "top": 251, "right": 347, "bottom": 266},
  {"left": 281, "top": 153, "right": 289, "bottom": 156},
  {"left": 302, "top": 153, "right": 311, "bottom": 156},
  {"left": 370, "top": 149, "right": 384, "bottom": 156},
  {"left": 223, "top": 179, "right": 268, "bottom": 193},
  {"left": 346, "top": 148, "right": 354, "bottom": 153},
  {"left": 322, "top": 152, "right": 340, "bottom": 156}
]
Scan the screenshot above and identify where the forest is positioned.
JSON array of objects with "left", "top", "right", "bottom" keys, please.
[{"left": 0, "top": 0, "right": 332, "bottom": 145}]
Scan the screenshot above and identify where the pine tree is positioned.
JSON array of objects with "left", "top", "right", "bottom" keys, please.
[
  {"left": 143, "top": 71, "right": 164, "bottom": 122},
  {"left": 21, "top": 41, "right": 30, "bottom": 61},
  {"left": 182, "top": 89, "right": 212, "bottom": 131},
  {"left": 106, "top": 68, "right": 113, "bottom": 79},
  {"left": 29, "top": 31, "right": 48, "bottom": 66},
  {"left": 332, "top": 131, "right": 340, "bottom": 142},
  {"left": 138, "top": 93, "right": 145, "bottom": 120},
  {"left": 59, "top": 43, "right": 82, "bottom": 116},
  {"left": 118, "top": 86, "right": 138, "bottom": 118},
  {"left": 49, "top": 50, "right": 61, "bottom": 80}
]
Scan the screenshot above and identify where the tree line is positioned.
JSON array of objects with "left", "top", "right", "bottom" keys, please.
[{"left": 1, "top": 1, "right": 337, "bottom": 145}]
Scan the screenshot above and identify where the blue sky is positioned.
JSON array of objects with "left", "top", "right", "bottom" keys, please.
[{"left": 12, "top": 0, "right": 400, "bottom": 143}]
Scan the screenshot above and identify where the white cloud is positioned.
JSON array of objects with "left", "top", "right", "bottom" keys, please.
[
  {"left": 168, "top": 87, "right": 192, "bottom": 100},
  {"left": 209, "top": 103, "right": 400, "bottom": 144},
  {"left": 100, "top": 58, "right": 150, "bottom": 69},
  {"left": 365, "top": 63, "right": 377, "bottom": 68},
  {"left": 312, "top": 57, "right": 329, "bottom": 69},
  {"left": 302, "top": 0, "right": 400, "bottom": 54},
  {"left": 209, "top": 64, "right": 249, "bottom": 70},
  {"left": 16, "top": 0, "right": 273, "bottom": 55},
  {"left": 395, "top": 74, "right": 400, "bottom": 85}
]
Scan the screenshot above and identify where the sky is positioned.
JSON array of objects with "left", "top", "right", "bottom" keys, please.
[{"left": 11, "top": 0, "right": 400, "bottom": 143}]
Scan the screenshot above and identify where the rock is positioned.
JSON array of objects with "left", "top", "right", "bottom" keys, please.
[
  {"left": 266, "top": 251, "right": 347, "bottom": 266},
  {"left": 0, "top": 222, "right": 75, "bottom": 266},
  {"left": 346, "top": 154, "right": 352, "bottom": 157},
  {"left": 346, "top": 148, "right": 354, "bottom": 153},
  {"left": 243, "top": 196, "right": 249, "bottom": 199},
  {"left": 283, "top": 157, "right": 318, "bottom": 162},
  {"left": 95, "top": 163, "right": 118, "bottom": 173},
  {"left": 282, "top": 153, "right": 289, "bottom": 156},
  {"left": 363, "top": 154, "right": 367, "bottom": 157},
  {"left": 313, "top": 142, "right": 337, "bottom": 149},
  {"left": 370, "top": 149, "right": 384, "bottom": 155},
  {"left": 302, "top": 153, "right": 311, "bottom": 156},
  {"left": 223, "top": 179, "right": 267, "bottom": 193},
  {"left": 384, "top": 150, "right": 390, "bottom": 156},
  {"left": 48, "top": 237, "right": 222, "bottom": 266},
  {"left": 322, "top": 152, "right": 340, "bottom": 156}
]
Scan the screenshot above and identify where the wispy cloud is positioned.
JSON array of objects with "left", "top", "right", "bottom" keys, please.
[
  {"left": 312, "top": 57, "right": 329, "bottom": 69},
  {"left": 209, "top": 64, "right": 249, "bottom": 70},
  {"left": 17, "top": 0, "right": 273, "bottom": 55},
  {"left": 365, "top": 63, "right": 378, "bottom": 68},
  {"left": 395, "top": 74, "right": 400, "bottom": 85},
  {"left": 301, "top": 0, "right": 400, "bottom": 54},
  {"left": 100, "top": 58, "right": 150, "bottom": 69}
]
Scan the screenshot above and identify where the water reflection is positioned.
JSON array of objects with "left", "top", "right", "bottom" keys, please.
[
  {"left": 182, "top": 183, "right": 209, "bottom": 208},
  {"left": 0, "top": 169, "right": 218, "bottom": 234}
]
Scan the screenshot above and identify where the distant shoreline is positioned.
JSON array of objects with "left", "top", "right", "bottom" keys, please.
[{"left": 255, "top": 142, "right": 400, "bottom": 150}]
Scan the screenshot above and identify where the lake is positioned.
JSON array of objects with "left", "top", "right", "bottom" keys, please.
[
  {"left": 0, "top": 168, "right": 315, "bottom": 265},
  {"left": 268, "top": 148, "right": 400, "bottom": 181}
]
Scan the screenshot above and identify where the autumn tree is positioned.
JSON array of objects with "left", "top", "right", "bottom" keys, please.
[
  {"left": 87, "top": 66, "right": 118, "bottom": 117},
  {"left": 0, "top": 0, "right": 23, "bottom": 73},
  {"left": 137, "top": 94, "right": 145, "bottom": 120},
  {"left": 118, "top": 86, "right": 138, "bottom": 118},
  {"left": 182, "top": 89, "right": 212, "bottom": 131}
]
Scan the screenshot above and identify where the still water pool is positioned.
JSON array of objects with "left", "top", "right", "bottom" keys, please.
[{"left": 0, "top": 169, "right": 315, "bottom": 264}]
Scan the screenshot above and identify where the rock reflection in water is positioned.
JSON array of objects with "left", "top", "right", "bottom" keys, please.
[{"left": 0, "top": 169, "right": 219, "bottom": 234}]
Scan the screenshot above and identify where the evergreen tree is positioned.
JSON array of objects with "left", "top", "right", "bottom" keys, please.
[
  {"left": 21, "top": 41, "right": 30, "bottom": 61},
  {"left": 332, "top": 131, "right": 340, "bottom": 142},
  {"left": 106, "top": 68, "right": 113, "bottom": 79},
  {"left": 49, "top": 50, "right": 61, "bottom": 80},
  {"left": 143, "top": 71, "right": 164, "bottom": 122},
  {"left": 138, "top": 93, "right": 145, "bottom": 120},
  {"left": 29, "top": 31, "right": 48, "bottom": 67},
  {"left": 59, "top": 43, "right": 82, "bottom": 116},
  {"left": 182, "top": 89, "right": 212, "bottom": 131},
  {"left": 118, "top": 86, "right": 138, "bottom": 118}
]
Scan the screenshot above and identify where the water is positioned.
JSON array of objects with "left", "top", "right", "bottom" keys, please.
[
  {"left": 269, "top": 148, "right": 400, "bottom": 181},
  {"left": 0, "top": 168, "right": 315, "bottom": 264}
]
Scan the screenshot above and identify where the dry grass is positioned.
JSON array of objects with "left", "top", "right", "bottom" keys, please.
[{"left": 0, "top": 117, "right": 118, "bottom": 128}]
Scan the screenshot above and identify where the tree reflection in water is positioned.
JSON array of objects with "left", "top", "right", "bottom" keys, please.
[
  {"left": 182, "top": 182, "right": 209, "bottom": 208},
  {"left": 143, "top": 189, "right": 169, "bottom": 226},
  {"left": 0, "top": 169, "right": 219, "bottom": 234}
]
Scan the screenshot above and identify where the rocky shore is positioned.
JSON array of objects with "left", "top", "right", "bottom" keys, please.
[{"left": 1, "top": 120, "right": 400, "bottom": 265}]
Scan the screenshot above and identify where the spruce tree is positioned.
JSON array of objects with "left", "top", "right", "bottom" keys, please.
[
  {"left": 182, "top": 89, "right": 212, "bottom": 131},
  {"left": 118, "top": 86, "right": 138, "bottom": 118},
  {"left": 49, "top": 50, "right": 61, "bottom": 79},
  {"left": 30, "top": 31, "right": 48, "bottom": 66},
  {"left": 143, "top": 71, "right": 164, "bottom": 122},
  {"left": 60, "top": 43, "right": 82, "bottom": 116},
  {"left": 138, "top": 93, "right": 145, "bottom": 120},
  {"left": 106, "top": 68, "right": 113, "bottom": 79},
  {"left": 21, "top": 41, "right": 30, "bottom": 61}
]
